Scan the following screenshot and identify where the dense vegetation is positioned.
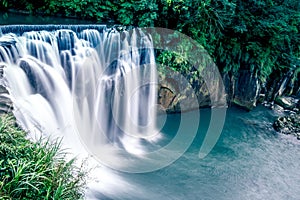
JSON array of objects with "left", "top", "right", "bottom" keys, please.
[
  {"left": 0, "top": 115, "right": 86, "bottom": 199},
  {"left": 1, "top": 0, "right": 299, "bottom": 89}
]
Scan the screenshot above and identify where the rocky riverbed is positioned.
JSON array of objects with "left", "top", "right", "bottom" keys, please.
[
  {"left": 271, "top": 96, "right": 300, "bottom": 140},
  {"left": 273, "top": 114, "right": 300, "bottom": 140}
]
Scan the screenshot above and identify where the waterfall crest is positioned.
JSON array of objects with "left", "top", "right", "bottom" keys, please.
[{"left": 0, "top": 26, "right": 159, "bottom": 164}]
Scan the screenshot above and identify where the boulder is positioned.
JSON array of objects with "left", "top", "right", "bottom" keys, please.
[
  {"left": 273, "top": 114, "right": 300, "bottom": 139},
  {"left": 274, "top": 96, "right": 299, "bottom": 111}
]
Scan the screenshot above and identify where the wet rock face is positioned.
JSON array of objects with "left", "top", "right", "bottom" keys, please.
[
  {"left": 0, "top": 85, "right": 12, "bottom": 114},
  {"left": 156, "top": 67, "right": 298, "bottom": 113},
  {"left": 157, "top": 74, "right": 211, "bottom": 113},
  {"left": 274, "top": 96, "right": 300, "bottom": 112},
  {"left": 273, "top": 114, "right": 300, "bottom": 140},
  {"left": 0, "top": 65, "right": 13, "bottom": 114},
  {"left": 157, "top": 69, "right": 262, "bottom": 112},
  {"left": 157, "top": 69, "right": 226, "bottom": 113},
  {"left": 157, "top": 83, "right": 178, "bottom": 113},
  {"left": 232, "top": 70, "right": 261, "bottom": 111},
  {"left": 222, "top": 70, "right": 262, "bottom": 111}
]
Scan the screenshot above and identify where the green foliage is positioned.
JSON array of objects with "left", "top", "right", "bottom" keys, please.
[
  {"left": 0, "top": 0, "right": 9, "bottom": 10},
  {"left": 0, "top": 115, "right": 86, "bottom": 199},
  {"left": 156, "top": 50, "right": 192, "bottom": 75},
  {"left": 116, "top": 0, "right": 158, "bottom": 26},
  {"left": 4, "top": 0, "right": 158, "bottom": 25},
  {"left": 212, "top": 0, "right": 300, "bottom": 83}
]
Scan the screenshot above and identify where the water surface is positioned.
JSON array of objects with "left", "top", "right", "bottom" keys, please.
[{"left": 89, "top": 106, "right": 300, "bottom": 200}]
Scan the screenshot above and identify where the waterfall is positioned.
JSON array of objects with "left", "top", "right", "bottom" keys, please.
[{"left": 0, "top": 25, "right": 160, "bottom": 172}]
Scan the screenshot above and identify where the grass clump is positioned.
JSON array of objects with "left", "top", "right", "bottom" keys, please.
[{"left": 0, "top": 114, "right": 86, "bottom": 199}]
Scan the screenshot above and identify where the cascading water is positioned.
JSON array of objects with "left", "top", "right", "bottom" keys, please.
[{"left": 0, "top": 25, "right": 160, "bottom": 198}]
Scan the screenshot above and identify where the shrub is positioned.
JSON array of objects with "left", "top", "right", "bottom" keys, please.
[{"left": 0, "top": 115, "right": 86, "bottom": 200}]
